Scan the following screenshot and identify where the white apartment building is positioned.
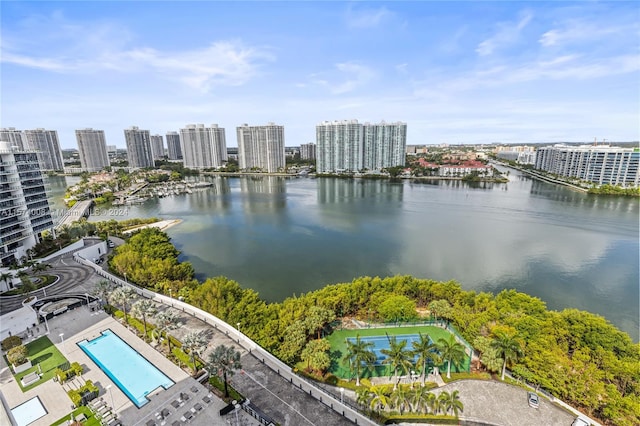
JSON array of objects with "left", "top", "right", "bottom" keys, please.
[
  {"left": 535, "top": 144, "right": 639, "bottom": 187},
  {"left": 180, "top": 124, "right": 227, "bottom": 169},
  {"left": 19, "top": 129, "right": 65, "bottom": 171},
  {"left": 237, "top": 123, "right": 285, "bottom": 173},
  {"left": 0, "top": 141, "right": 54, "bottom": 270},
  {"left": 0, "top": 128, "right": 25, "bottom": 150},
  {"left": 75, "top": 129, "right": 110, "bottom": 172},
  {"left": 124, "top": 126, "right": 154, "bottom": 169},
  {"left": 300, "top": 143, "right": 316, "bottom": 161},
  {"left": 150, "top": 134, "right": 165, "bottom": 160},
  {"left": 316, "top": 120, "right": 407, "bottom": 173},
  {"left": 166, "top": 131, "right": 183, "bottom": 160}
]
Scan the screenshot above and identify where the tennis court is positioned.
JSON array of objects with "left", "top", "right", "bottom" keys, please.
[{"left": 346, "top": 334, "right": 427, "bottom": 365}]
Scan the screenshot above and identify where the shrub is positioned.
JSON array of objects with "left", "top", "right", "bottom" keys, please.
[
  {"left": 67, "top": 380, "right": 99, "bottom": 406},
  {"left": 7, "top": 345, "right": 28, "bottom": 365},
  {"left": 1, "top": 335, "right": 22, "bottom": 351},
  {"left": 55, "top": 368, "right": 68, "bottom": 383},
  {"left": 71, "top": 362, "right": 83, "bottom": 376}
]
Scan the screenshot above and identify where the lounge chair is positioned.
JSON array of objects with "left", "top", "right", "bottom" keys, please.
[
  {"left": 89, "top": 398, "right": 105, "bottom": 408},
  {"left": 202, "top": 395, "right": 211, "bottom": 404},
  {"left": 184, "top": 411, "right": 194, "bottom": 421},
  {"left": 161, "top": 409, "right": 171, "bottom": 418},
  {"left": 171, "top": 400, "right": 180, "bottom": 409},
  {"left": 193, "top": 403, "right": 203, "bottom": 412},
  {"left": 171, "top": 421, "right": 181, "bottom": 426},
  {"left": 180, "top": 392, "right": 190, "bottom": 401},
  {"left": 147, "top": 420, "right": 157, "bottom": 426},
  {"left": 190, "top": 386, "right": 199, "bottom": 393}
]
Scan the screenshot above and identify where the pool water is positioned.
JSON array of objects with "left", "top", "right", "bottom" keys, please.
[
  {"left": 78, "top": 329, "right": 174, "bottom": 407},
  {"left": 347, "top": 334, "right": 427, "bottom": 365}
]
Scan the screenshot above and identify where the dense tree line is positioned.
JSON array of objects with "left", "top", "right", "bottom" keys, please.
[{"left": 110, "top": 230, "right": 639, "bottom": 426}]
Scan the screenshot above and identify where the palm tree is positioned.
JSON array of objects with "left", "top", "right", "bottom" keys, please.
[
  {"left": 441, "top": 389, "right": 464, "bottom": 416},
  {"left": 391, "top": 386, "right": 410, "bottom": 414},
  {"left": 412, "top": 333, "right": 440, "bottom": 386},
  {"left": 130, "top": 299, "right": 157, "bottom": 340},
  {"left": 436, "top": 336, "right": 466, "bottom": 379},
  {"left": 411, "top": 385, "right": 430, "bottom": 414},
  {"left": 182, "top": 331, "right": 208, "bottom": 374},
  {"left": 93, "top": 280, "right": 115, "bottom": 306},
  {"left": 356, "top": 388, "right": 372, "bottom": 409},
  {"left": 368, "top": 386, "right": 389, "bottom": 413},
  {"left": 425, "top": 392, "right": 439, "bottom": 414},
  {"left": 342, "top": 335, "right": 376, "bottom": 386},
  {"left": 154, "top": 310, "right": 181, "bottom": 353},
  {"left": 0, "top": 272, "right": 14, "bottom": 289},
  {"left": 206, "top": 344, "right": 241, "bottom": 398},
  {"left": 381, "top": 336, "right": 413, "bottom": 389},
  {"left": 437, "top": 391, "right": 450, "bottom": 414},
  {"left": 490, "top": 330, "right": 523, "bottom": 381},
  {"left": 110, "top": 286, "right": 137, "bottom": 324}
]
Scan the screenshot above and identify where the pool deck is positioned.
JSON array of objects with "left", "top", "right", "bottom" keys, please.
[{"left": 0, "top": 307, "right": 241, "bottom": 426}]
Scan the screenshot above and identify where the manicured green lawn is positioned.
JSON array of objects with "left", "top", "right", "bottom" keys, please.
[
  {"left": 327, "top": 326, "right": 470, "bottom": 380},
  {"left": 50, "top": 406, "right": 101, "bottom": 426},
  {"left": 12, "top": 336, "right": 68, "bottom": 391}
]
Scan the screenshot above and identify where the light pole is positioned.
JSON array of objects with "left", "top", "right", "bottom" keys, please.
[
  {"left": 59, "top": 333, "right": 65, "bottom": 354},
  {"left": 236, "top": 322, "right": 241, "bottom": 342},
  {"left": 106, "top": 384, "right": 115, "bottom": 409},
  {"left": 339, "top": 387, "right": 344, "bottom": 404}
]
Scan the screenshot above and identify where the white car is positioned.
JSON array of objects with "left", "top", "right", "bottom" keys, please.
[{"left": 527, "top": 392, "right": 539, "bottom": 409}]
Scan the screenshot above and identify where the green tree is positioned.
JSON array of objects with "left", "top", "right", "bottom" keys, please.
[
  {"left": 110, "top": 286, "right": 137, "bottom": 324},
  {"left": 278, "top": 320, "right": 308, "bottom": 364},
  {"left": 490, "top": 329, "right": 523, "bottom": 381},
  {"left": 0, "top": 272, "right": 14, "bottom": 289},
  {"left": 391, "top": 386, "right": 411, "bottom": 414},
  {"left": 130, "top": 299, "right": 157, "bottom": 341},
  {"left": 378, "top": 295, "right": 417, "bottom": 323},
  {"left": 381, "top": 336, "right": 413, "bottom": 389},
  {"left": 428, "top": 299, "right": 452, "bottom": 324},
  {"left": 304, "top": 306, "right": 335, "bottom": 339},
  {"left": 206, "top": 344, "right": 242, "bottom": 398},
  {"left": 7, "top": 345, "right": 28, "bottom": 365},
  {"left": 93, "top": 280, "right": 115, "bottom": 306},
  {"left": 356, "top": 387, "right": 372, "bottom": 408},
  {"left": 369, "top": 386, "right": 389, "bottom": 413},
  {"left": 411, "top": 385, "right": 431, "bottom": 413},
  {"left": 300, "top": 339, "right": 331, "bottom": 374},
  {"left": 182, "top": 330, "right": 207, "bottom": 374},
  {"left": 154, "top": 310, "right": 181, "bottom": 352},
  {"left": 436, "top": 336, "right": 466, "bottom": 379},
  {"left": 412, "top": 333, "right": 440, "bottom": 386},
  {"left": 441, "top": 390, "right": 464, "bottom": 416},
  {"left": 343, "top": 335, "right": 376, "bottom": 386}
]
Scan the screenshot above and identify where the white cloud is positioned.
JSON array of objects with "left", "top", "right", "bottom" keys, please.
[
  {"left": 309, "top": 62, "right": 376, "bottom": 95},
  {"left": 345, "top": 5, "right": 392, "bottom": 29},
  {"left": 539, "top": 20, "right": 639, "bottom": 47},
  {"left": 1, "top": 13, "right": 273, "bottom": 93},
  {"left": 476, "top": 10, "right": 533, "bottom": 56}
]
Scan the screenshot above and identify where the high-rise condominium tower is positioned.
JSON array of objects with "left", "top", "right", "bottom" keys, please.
[
  {"left": 0, "top": 141, "right": 54, "bottom": 270},
  {"left": 166, "top": 131, "right": 183, "bottom": 160},
  {"left": 150, "top": 134, "right": 165, "bottom": 160},
  {"left": 0, "top": 128, "right": 25, "bottom": 150},
  {"left": 316, "top": 120, "right": 363, "bottom": 173},
  {"left": 237, "top": 123, "right": 285, "bottom": 173},
  {"left": 75, "top": 128, "right": 110, "bottom": 172},
  {"left": 179, "top": 124, "right": 227, "bottom": 169},
  {"left": 300, "top": 143, "right": 317, "bottom": 161},
  {"left": 22, "top": 128, "right": 65, "bottom": 171},
  {"left": 124, "top": 126, "right": 154, "bottom": 169},
  {"left": 316, "top": 120, "right": 407, "bottom": 173},
  {"left": 362, "top": 121, "right": 407, "bottom": 171}
]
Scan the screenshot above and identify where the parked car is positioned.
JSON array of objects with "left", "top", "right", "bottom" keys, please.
[
  {"left": 571, "top": 418, "right": 589, "bottom": 426},
  {"left": 107, "top": 239, "right": 115, "bottom": 248},
  {"left": 527, "top": 392, "right": 539, "bottom": 409}
]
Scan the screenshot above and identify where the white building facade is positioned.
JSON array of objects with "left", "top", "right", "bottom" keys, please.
[
  {"left": 150, "top": 134, "right": 165, "bottom": 160},
  {"left": 534, "top": 145, "right": 639, "bottom": 187},
  {"left": 75, "top": 129, "right": 110, "bottom": 172},
  {"left": 0, "top": 141, "right": 54, "bottom": 269},
  {"left": 237, "top": 123, "right": 285, "bottom": 173},
  {"left": 180, "top": 124, "right": 227, "bottom": 169},
  {"left": 20, "top": 129, "right": 65, "bottom": 171},
  {"left": 0, "top": 128, "right": 25, "bottom": 150},
  {"left": 300, "top": 143, "right": 317, "bottom": 161},
  {"left": 316, "top": 120, "right": 407, "bottom": 173}
]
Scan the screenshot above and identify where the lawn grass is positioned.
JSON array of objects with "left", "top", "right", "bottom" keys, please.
[
  {"left": 50, "top": 406, "right": 101, "bottom": 426},
  {"left": 327, "top": 326, "right": 470, "bottom": 380},
  {"left": 12, "top": 336, "right": 68, "bottom": 392}
]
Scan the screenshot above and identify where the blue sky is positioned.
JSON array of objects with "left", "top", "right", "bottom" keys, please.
[{"left": 1, "top": 1, "right": 638, "bottom": 149}]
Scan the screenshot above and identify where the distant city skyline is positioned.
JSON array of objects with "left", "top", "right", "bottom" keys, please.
[{"left": 1, "top": 2, "right": 638, "bottom": 149}]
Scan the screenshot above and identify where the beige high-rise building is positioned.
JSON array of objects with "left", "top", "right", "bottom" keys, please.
[
  {"left": 75, "top": 128, "right": 110, "bottom": 172},
  {"left": 236, "top": 123, "right": 285, "bottom": 173}
]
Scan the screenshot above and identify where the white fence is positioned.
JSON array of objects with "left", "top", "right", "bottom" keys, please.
[{"left": 74, "top": 254, "right": 378, "bottom": 426}]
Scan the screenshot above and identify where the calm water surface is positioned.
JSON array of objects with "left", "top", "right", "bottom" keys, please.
[{"left": 48, "top": 170, "right": 639, "bottom": 339}]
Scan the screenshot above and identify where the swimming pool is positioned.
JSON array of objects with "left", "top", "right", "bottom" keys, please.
[
  {"left": 347, "top": 334, "right": 428, "bottom": 365},
  {"left": 78, "top": 329, "right": 174, "bottom": 408}
]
